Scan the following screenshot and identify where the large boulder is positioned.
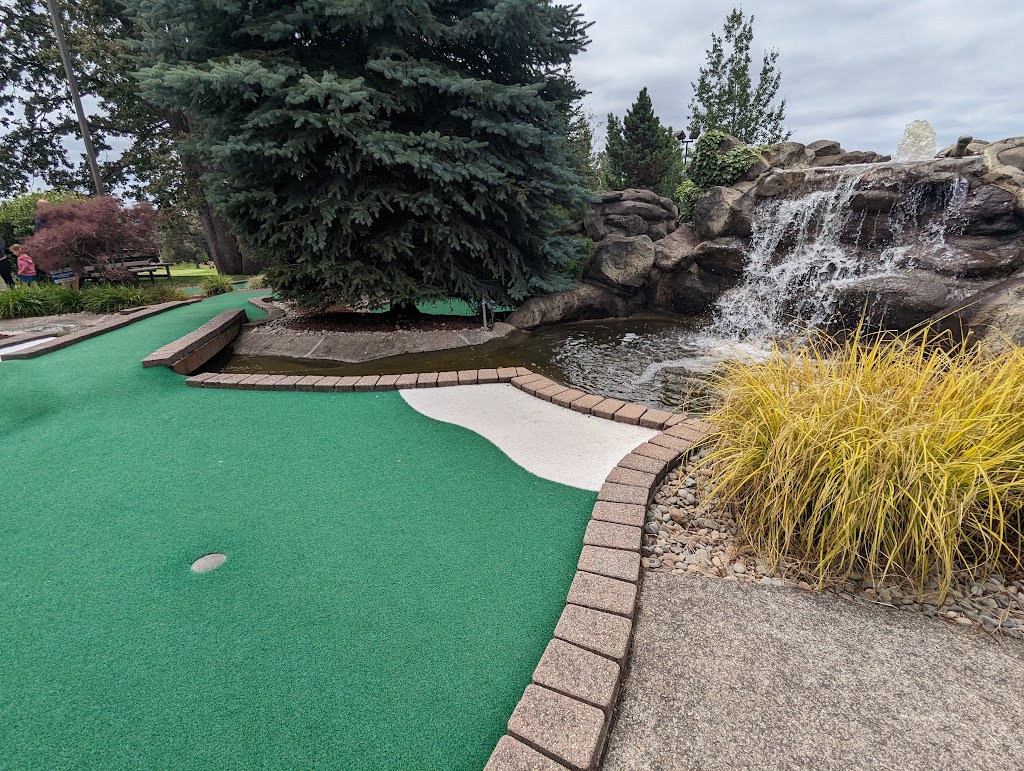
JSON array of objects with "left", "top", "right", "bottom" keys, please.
[
  {"left": 653, "top": 224, "right": 701, "bottom": 272},
  {"left": 692, "top": 187, "right": 754, "bottom": 240},
  {"left": 830, "top": 271, "right": 980, "bottom": 331},
  {"left": 692, "top": 237, "right": 747, "bottom": 277},
  {"left": 956, "top": 184, "right": 1020, "bottom": 236},
  {"left": 930, "top": 273, "right": 1024, "bottom": 350},
  {"left": 761, "top": 142, "right": 807, "bottom": 169},
  {"left": 647, "top": 267, "right": 733, "bottom": 315},
  {"left": 583, "top": 189, "right": 678, "bottom": 243},
  {"left": 807, "top": 139, "right": 843, "bottom": 158},
  {"left": 584, "top": 235, "right": 656, "bottom": 290},
  {"left": 505, "top": 283, "right": 631, "bottom": 330},
  {"left": 914, "top": 234, "right": 1024, "bottom": 278}
]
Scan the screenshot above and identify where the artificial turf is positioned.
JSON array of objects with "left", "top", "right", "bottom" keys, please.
[{"left": 0, "top": 292, "right": 596, "bottom": 770}]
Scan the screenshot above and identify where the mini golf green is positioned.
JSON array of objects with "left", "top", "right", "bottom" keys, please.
[{"left": 0, "top": 292, "right": 595, "bottom": 769}]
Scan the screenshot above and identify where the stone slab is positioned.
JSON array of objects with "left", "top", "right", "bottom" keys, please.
[
  {"left": 335, "top": 375, "right": 361, "bottom": 391},
  {"left": 507, "top": 685, "right": 605, "bottom": 771},
  {"left": 650, "top": 433, "right": 694, "bottom": 452},
  {"left": 583, "top": 521, "right": 642, "bottom": 553},
  {"left": 238, "top": 374, "right": 270, "bottom": 390},
  {"left": 295, "top": 375, "right": 323, "bottom": 391},
  {"left": 478, "top": 368, "right": 500, "bottom": 384},
  {"left": 416, "top": 372, "right": 439, "bottom": 388},
  {"left": 395, "top": 373, "right": 419, "bottom": 389},
  {"left": 496, "top": 367, "right": 519, "bottom": 382},
  {"left": 633, "top": 442, "right": 680, "bottom": 462},
  {"left": 598, "top": 482, "right": 649, "bottom": 506},
  {"left": 354, "top": 375, "right": 381, "bottom": 392},
  {"left": 533, "top": 639, "right": 621, "bottom": 712},
  {"left": 613, "top": 403, "right": 647, "bottom": 425},
  {"left": 535, "top": 383, "right": 571, "bottom": 402},
  {"left": 639, "top": 409, "right": 675, "bottom": 429},
  {"left": 313, "top": 376, "right": 342, "bottom": 391},
  {"left": 272, "top": 375, "right": 304, "bottom": 391},
  {"left": 437, "top": 371, "right": 459, "bottom": 387},
  {"left": 566, "top": 571, "right": 637, "bottom": 618},
  {"left": 485, "top": 735, "right": 566, "bottom": 771},
  {"left": 616, "top": 452, "right": 667, "bottom": 475},
  {"left": 604, "top": 466, "right": 658, "bottom": 489},
  {"left": 376, "top": 374, "right": 400, "bottom": 390},
  {"left": 256, "top": 374, "right": 286, "bottom": 389},
  {"left": 522, "top": 377, "right": 557, "bottom": 396},
  {"left": 570, "top": 394, "right": 605, "bottom": 414},
  {"left": 554, "top": 604, "right": 632, "bottom": 663},
  {"left": 551, "top": 388, "right": 586, "bottom": 408},
  {"left": 578, "top": 545, "right": 641, "bottom": 583},
  {"left": 590, "top": 501, "right": 646, "bottom": 528},
  {"left": 592, "top": 398, "right": 627, "bottom": 420},
  {"left": 457, "top": 369, "right": 479, "bottom": 385}
]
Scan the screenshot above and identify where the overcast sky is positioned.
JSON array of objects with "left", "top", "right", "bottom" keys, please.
[{"left": 574, "top": 0, "right": 1024, "bottom": 154}]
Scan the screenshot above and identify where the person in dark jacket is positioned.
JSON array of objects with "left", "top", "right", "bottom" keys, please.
[{"left": 0, "top": 237, "right": 13, "bottom": 288}]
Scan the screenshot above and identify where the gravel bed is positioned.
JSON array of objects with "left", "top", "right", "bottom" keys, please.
[{"left": 643, "top": 448, "right": 1024, "bottom": 640}]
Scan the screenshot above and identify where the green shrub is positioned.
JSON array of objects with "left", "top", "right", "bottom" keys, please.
[
  {"left": 81, "top": 285, "right": 149, "bottom": 313},
  {"left": 698, "top": 326, "right": 1024, "bottom": 595},
  {"left": 37, "top": 284, "right": 85, "bottom": 314},
  {"left": 673, "top": 180, "right": 706, "bottom": 221},
  {"left": 0, "top": 286, "right": 47, "bottom": 319},
  {"left": 144, "top": 284, "right": 190, "bottom": 303},
  {"left": 686, "top": 130, "right": 760, "bottom": 189},
  {"left": 200, "top": 273, "right": 234, "bottom": 296}
]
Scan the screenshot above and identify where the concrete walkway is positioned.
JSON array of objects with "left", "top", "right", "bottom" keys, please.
[{"left": 604, "top": 572, "right": 1024, "bottom": 770}]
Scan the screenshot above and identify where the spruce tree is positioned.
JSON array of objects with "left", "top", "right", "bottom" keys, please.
[
  {"left": 603, "top": 88, "right": 683, "bottom": 198},
  {"left": 130, "top": 0, "right": 592, "bottom": 310},
  {"left": 688, "top": 8, "right": 790, "bottom": 145}
]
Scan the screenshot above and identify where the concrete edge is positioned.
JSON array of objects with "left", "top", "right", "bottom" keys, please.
[
  {"left": 0, "top": 299, "right": 202, "bottom": 360},
  {"left": 141, "top": 308, "right": 247, "bottom": 374}
]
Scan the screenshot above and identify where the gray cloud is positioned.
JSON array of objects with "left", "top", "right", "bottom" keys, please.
[{"left": 574, "top": 0, "right": 1024, "bottom": 153}]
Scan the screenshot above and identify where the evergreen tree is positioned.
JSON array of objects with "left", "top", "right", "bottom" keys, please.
[
  {"left": 130, "top": 0, "right": 592, "bottom": 311},
  {"left": 688, "top": 8, "right": 790, "bottom": 145},
  {"left": 603, "top": 88, "right": 683, "bottom": 198}
]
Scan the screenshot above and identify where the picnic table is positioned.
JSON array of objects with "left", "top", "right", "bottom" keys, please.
[{"left": 81, "top": 255, "right": 172, "bottom": 284}]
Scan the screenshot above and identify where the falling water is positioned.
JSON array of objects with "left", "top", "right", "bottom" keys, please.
[{"left": 894, "top": 120, "right": 938, "bottom": 162}]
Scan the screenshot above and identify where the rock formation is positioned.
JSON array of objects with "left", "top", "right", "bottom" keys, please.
[{"left": 507, "top": 136, "right": 1024, "bottom": 341}]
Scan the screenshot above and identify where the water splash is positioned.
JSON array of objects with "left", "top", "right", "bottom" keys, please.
[{"left": 894, "top": 120, "right": 937, "bottom": 162}]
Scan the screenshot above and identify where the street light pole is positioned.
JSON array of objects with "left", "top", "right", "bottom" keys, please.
[{"left": 45, "top": 0, "right": 105, "bottom": 195}]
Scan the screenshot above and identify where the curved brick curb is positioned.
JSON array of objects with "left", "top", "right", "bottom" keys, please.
[
  {"left": 244, "top": 295, "right": 283, "bottom": 327},
  {"left": 143, "top": 308, "right": 248, "bottom": 374},
  {"left": 186, "top": 367, "right": 686, "bottom": 432},
  {"left": 1, "top": 299, "right": 201, "bottom": 360},
  {"left": 484, "top": 419, "right": 711, "bottom": 771}
]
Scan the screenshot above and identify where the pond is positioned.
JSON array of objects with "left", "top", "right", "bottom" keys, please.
[{"left": 209, "top": 314, "right": 771, "bottom": 413}]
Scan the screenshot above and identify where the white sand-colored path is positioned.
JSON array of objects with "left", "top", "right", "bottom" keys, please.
[
  {"left": 401, "top": 383, "right": 657, "bottom": 491},
  {"left": 0, "top": 337, "right": 55, "bottom": 359}
]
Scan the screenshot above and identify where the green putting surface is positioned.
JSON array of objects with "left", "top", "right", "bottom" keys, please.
[{"left": 0, "top": 292, "right": 595, "bottom": 770}]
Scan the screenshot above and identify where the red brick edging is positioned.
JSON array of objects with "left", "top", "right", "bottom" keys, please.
[{"left": 0, "top": 299, "right": 201, "bottom": 360}]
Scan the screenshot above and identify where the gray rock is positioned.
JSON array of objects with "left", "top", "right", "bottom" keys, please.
[
  {"left": 693, "top": 186, "right": 746, "bottom": 241},
  {"left": 956, "top": 184, "right": 1019, "bottom": 236},
  {"left": 807, "top": 139, "right": 843, "bottom": 157},
  {"left": 505, "top": 282, "right": 631, "bottom": 330},
  {"left": 849, "top": 190, "right": 899, "bottom": 214},
  {"left": 761, "top": 142, "right": 808, "bottom": 168},
  {"left": 831, "top": 271, "right": 978, "bottom": 331},
  {"left": 647, "top": 266, "right": 733, "bottom": 315},
  {"left": 931, "top": 274, "right": 1024, "bottom": 350},
  {"left": 692, "top": 237, "right": 747, "bottom": 277},
  {"left": 653, "top": 224, "right": 701, "bottom": 272},
  {"left": 584, "top": 235, "right": 656, "bottom": 289}
]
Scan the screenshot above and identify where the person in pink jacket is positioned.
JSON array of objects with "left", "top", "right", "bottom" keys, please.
[{"left": 10, "top": 244, "right": 37, "bottom": 284}]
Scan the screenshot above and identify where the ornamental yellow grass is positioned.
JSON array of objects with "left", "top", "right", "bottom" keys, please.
[{"left": 700, "top": 327, "right": 1024, "bottom": 595}]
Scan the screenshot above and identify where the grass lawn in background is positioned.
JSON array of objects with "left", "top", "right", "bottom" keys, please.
[{"left": 0, "top": 292, "right": 593, "bottom": 770}]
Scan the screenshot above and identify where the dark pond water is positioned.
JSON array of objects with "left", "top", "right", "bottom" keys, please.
[{"left": 209, "top": 314, "right": 769, "bottom": 413}]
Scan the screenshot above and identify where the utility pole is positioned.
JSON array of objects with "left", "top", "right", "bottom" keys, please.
[{"left": 46, "top": 0, "right": 105, "bottom": 195}]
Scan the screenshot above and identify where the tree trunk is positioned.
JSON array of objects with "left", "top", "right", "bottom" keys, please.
[{"left": 170, "top": 111, "right": 259, "bottom": 275}]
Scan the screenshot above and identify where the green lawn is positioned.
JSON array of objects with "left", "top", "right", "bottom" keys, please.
[{"left": 0, "top": 292, "right": 593, "bottom": 769}]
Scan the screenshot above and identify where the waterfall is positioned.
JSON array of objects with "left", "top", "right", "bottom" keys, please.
[
  {"left": 707, "top": 170, "right": 971, "bottom": 343},
  {"left": 894, "top": 120, "right": 938, "bottom": 162}
]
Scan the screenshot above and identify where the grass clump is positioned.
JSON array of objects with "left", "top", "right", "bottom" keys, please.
[
  {"left": 245, "top": 273, "right": 270, "bottom": 290},
  {"left": 0, "top": 283, "right": 190, "bottom": 318},
  {"left": 0, "top": 286, "right": 48, "bottom": 319},
  {"left": 81, "top": 285, "right": 149, "bottom": 313},
  {"left": 700, "top": 327, "right": 1024, "bottom": 595},
  {"left": 200, "top": 273, "right": 235, "bottom": 296}
]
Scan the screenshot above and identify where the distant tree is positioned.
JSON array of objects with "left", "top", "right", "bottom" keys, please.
[
  {"left": 130, "top": 0, "right": 592, "bottom": 312},
  {"left": 22, "top": 196, "right": 156, "bottom": 279},
  {"left": 0, "top": 190, "right": 81, "bottom": 246},
  {"left": 688, "top": 8, "right": 790, "bottom": 145},
  {"left": 567, "top": 101, "right": 602, "bottom": 191},
  {"left": 604, "top": 88, "right": 684, "bottom": 198}
]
